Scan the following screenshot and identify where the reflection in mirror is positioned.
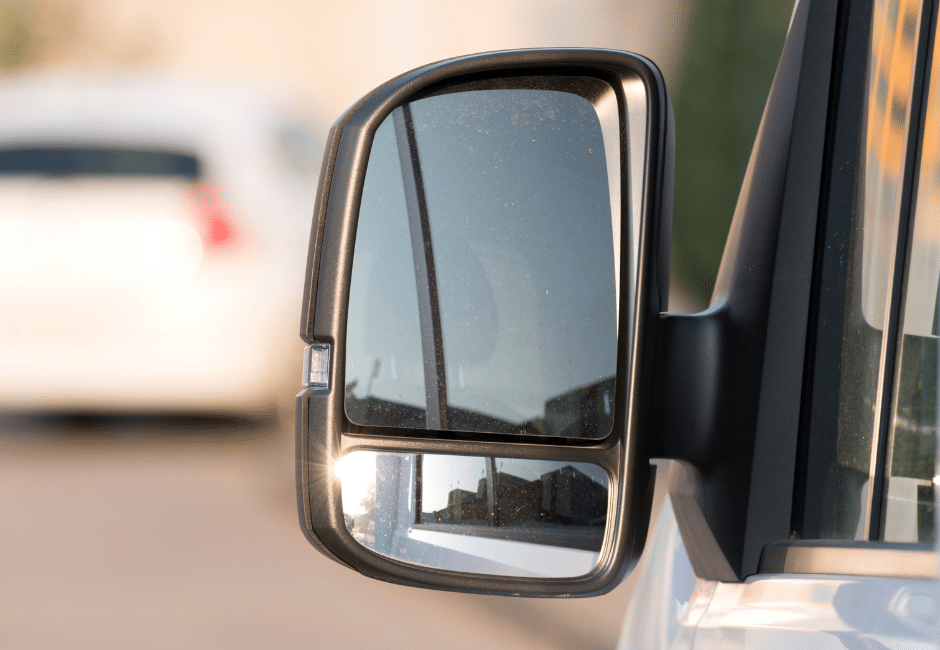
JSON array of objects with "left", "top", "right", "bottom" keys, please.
[
  {"left": 345, "top": 79, "right": 621, "bottom": 438},
  {"left": 338, "top": 451, "right": 609, "bottom": 578}
]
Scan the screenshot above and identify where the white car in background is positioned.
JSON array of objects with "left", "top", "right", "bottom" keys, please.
[{"left": 0, "top": 73, "right": 321, "bottom": 415}]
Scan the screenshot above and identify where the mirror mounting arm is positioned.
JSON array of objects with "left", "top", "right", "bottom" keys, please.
[{"left": 651, "top": 0, "right": 828, "bottom": 583}]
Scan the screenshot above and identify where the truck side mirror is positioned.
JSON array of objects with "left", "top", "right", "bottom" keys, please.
[{"left": 297, "top": 49, "right": 674, "bottom": 596}]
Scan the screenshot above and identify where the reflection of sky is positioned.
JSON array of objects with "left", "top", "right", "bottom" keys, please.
[
  {"left": 346, "top": 88, "right": 617, "bottom": 426},
  {"left": 860, "top": 0, "right": 922, "bottom": 329},
  {"left": 346, "top": 120, "right": 426, "bottom": 409}
]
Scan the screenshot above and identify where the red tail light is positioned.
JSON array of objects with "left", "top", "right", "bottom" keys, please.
[{"left": 189, "top": 185, "right": 237, "bottom": 249}]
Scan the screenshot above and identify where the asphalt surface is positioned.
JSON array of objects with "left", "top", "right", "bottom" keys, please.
[{"left": 0, "top": 413, "right": 642, "bottom": 650}]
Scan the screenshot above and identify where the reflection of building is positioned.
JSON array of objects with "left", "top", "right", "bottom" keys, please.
[
  {"left": 447, "top": 489, "right": 477, "bottom": 507},
  {"left": 440, "top": 488, "right": 487, "bottom": 522},
  {"left": 432, "top": 465, "right": 606, "bottom": 527},
  {"left": 540, "top": 466, "right": 607, "bottom": 525},
  {"left": 543, "top": 377, "right": 616, "bottom": 438},
  {"left": 493, "top": 473, "right": 528, "bottom": 491},
  {"left": 491, "top": 473, "right": 542, "bottom": 524}
]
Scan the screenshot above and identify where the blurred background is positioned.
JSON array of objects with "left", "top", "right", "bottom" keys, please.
[{"left": 0, "top": 0, "right": 791, "bottom": 648}]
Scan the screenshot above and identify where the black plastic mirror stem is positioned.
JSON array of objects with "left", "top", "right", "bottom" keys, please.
[{"left": 652, "top": 0, "right": 838, "bottom": 582}]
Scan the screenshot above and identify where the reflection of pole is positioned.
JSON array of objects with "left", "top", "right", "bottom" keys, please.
[
  {"left": 373, "top": 453, "right": 402, "bottom": 555},
  {"left": 486, "top": 457, "right": 498, "bottom": 526},
  {"left": 393, "top": 104, "right": 449, "bottom": 431},
  {"left": 365, "top": 358, "right": 381, "bottom": 397},
  {"left": 414, "top": 454, "right": 423, "bottom": 524}
]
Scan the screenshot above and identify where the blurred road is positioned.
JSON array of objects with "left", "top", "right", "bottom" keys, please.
[{"left": 0, "top": 414, "right": 642, "bottom": 650}]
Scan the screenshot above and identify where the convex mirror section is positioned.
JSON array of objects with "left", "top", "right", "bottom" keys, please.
[
  {"left": 338, "top": 451, "right": 609, "bottom": 578},
  {"left": 345, "top": 80, "right": 622, "bottom": 439}
]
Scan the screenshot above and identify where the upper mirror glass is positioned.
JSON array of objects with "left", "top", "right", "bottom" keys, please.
[{"left": 346, "top": 79, "right": 622, "bottom": 438}]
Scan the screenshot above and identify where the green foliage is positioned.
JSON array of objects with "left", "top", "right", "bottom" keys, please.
[
  {"left": 671, "top": 0, "right": 794, "bottom": 301},
  {"left": 0, "top": 1, "right": 34, "bottom": 69}
]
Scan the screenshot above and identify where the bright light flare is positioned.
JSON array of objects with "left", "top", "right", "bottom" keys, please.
[{"left": 335, "top": 451, "right": 376, "bottom": 516}]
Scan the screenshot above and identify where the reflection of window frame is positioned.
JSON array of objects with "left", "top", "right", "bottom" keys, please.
[
  {"left": 411, "top": 454, "right": 607, "bottom": 552},
  {"left": 393, "top": 104, "right": 450, "bottom": 431},
  {"left": 411, "top": 522, "right": 605, "bottom": 552}
]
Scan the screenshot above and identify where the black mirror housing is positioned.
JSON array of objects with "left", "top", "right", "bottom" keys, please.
[{"left": 297, "top": 48, "right": 674, "bottom": 596}]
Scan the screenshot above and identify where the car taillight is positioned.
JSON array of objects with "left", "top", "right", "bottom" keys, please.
[{"left": 189, "top": 185, "right": 237, "bottom": 250}]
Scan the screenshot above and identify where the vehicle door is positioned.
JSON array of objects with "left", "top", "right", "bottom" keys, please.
[{"left": 620, "top": 0, "right": 939, "bottom": 646}]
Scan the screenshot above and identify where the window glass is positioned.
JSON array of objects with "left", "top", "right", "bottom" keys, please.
[
  {"left": 817, "top": 0, "right": 923, "bottom": 539},
  {"left": 881, "top": 4, "right": 940, "bottom": 543},
  {"left": 0, "top": 147, "right": 200, "bottom": 178}
]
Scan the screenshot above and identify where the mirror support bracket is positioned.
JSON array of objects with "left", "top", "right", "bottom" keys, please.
[{"left": 652, "top": 0, "right": 836, "bottom": 583}]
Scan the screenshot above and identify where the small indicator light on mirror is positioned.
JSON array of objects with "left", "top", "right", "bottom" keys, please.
[{"left": 303, "top": 343, "right": 331, "bottom": 389}]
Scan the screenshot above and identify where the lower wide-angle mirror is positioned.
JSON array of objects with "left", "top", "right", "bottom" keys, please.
[{"left": 337, "top": 451, "right": 609, "bottom": 578}]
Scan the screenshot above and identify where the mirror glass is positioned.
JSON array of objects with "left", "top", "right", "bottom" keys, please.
[
  {"left": 345, "top": 79, "right": 622, "bottom": 438},
  {"left": 338, "top": 450, "right": 609, "bottom": 578}
]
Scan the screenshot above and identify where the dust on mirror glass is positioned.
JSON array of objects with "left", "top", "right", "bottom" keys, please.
[
  {"left": 345, "top": 80, "right": 622, "bottom": 438},
  {"left": 337, "top": 450, "right": 609, "bottom": 578}
]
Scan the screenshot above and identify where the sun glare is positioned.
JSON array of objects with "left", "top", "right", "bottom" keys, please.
[{"left": 335, "top": 451, "right": 376, "bottom": 515}]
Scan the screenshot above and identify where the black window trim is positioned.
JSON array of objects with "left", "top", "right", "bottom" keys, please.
[
  {"left": 791, "top": 0, "right": 874, "bottom": 543},
  {"left": 760, "top": 539, "right": 936, "bottom": 578}
]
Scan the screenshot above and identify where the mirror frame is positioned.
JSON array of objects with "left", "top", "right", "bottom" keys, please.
[{"left": 297, "top": 48, "right": 674, "bottom": 596}]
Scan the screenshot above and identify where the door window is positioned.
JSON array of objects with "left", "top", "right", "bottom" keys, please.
[
  {"left": 801, "top": 0, "right": 935, "bottom": 543},
  {"left": 881, "top": 2, "right": 940, "bottom": 541}
]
